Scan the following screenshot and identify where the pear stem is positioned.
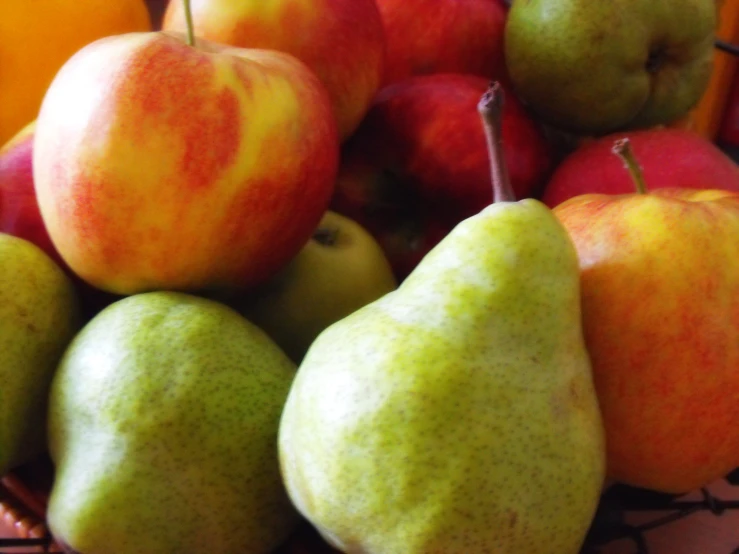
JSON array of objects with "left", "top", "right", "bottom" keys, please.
[
  {"left": 182, "top": 0, "right": 196, "bottom": 47},
  {"left": 612, "top": 138, "right": 648, "bottom": 194},
  {"left": 478, "top": 82, "right": 516, "bottom": 204}
]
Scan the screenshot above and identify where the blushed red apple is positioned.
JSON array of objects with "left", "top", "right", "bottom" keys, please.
[
  {"left": 1, "top": 121, "right": 124, "bottom": 320},
  {"left": 330, "top": 73, "right": 554, "bottom": 280},
  {"left": 375, "top": 0, "right": 508, "bottom": 86},
  {"left": 553, "top": 140, "right": 739, "bottom": 493},
  {"left": 541, "top": 127, "right": 739, "bottom": 208},
  {"left": 0, "top": 121, "right": 60, "bottom": 265},
  {"left": 33, "top": 30, "right": 339, "bottom": 296},
  {"left": 163, "top": 0, "right": 386, "bottom": 140}
]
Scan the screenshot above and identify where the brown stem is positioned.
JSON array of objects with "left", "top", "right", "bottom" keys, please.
[
  {"left": 478, "top": 82, "right": 516, "bottom": 203},
  {"left": 183, "top": 0, "right": 195, "bottom": 47},
  {"left": 612, "top": 138, "right": 648, "bottom": 194}
]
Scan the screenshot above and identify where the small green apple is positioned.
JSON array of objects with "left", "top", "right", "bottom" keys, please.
[{"left": 236, "top": 211, "right": 397, "bottom": 363}]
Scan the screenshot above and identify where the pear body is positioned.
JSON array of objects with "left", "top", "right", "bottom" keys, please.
[
  {"left": 504, "top": 0, "right": 717, "bottom": 134},
  {"left": 279, "top": 199, "right": 606, "bottom": 553},
  {"left": 47, "top": 291, "right": 299, "bottom": 554},
  {"left": 0, "top": 233, "right": 80, "bottom": 473}
]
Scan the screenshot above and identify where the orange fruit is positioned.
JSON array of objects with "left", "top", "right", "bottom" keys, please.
[{"left": 1, "top": 0, "right": 152, "bottom": 145}]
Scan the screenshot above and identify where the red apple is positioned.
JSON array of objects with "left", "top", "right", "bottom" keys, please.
[
  {"left": 162, "top": 0, "right": 385, "bottom": 141},
  {"left": 541, "top": 128, "right": 739, "bottom": 208},
  {"left": 553, "top": 140, "right": 739, "bottom": 494},
  {"left": 0, "top": 121, "right": 60, "bottom": 265},
  {"left": 375, "top": 0, "right": 508, "bottom": 86},
  {"left": 1, "top": 122, "right": 125, "bottom": 321},
  {"left": 331, "top": 73, "right": 554, "bottom": 280},
  {"left": 33, "top": 30, "right": 339, "bottom": 296}
]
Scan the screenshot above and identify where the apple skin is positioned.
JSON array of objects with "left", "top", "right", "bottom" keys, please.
[
  {"left": 233, "top": 211, "right": 397, "bottom": 364},
  {"left": 0, "top": 121, "right": 60, "bottom": 266},
  {"left": 375, "top": 0, "right": 508, "bottom": 86},
  {"left": 33, "top": 31, "right": 339, "bottom": 297},
  {"left": 162, "top": 0, "right": 385, "bottom": 141},
  {"left": 0, "top": 122, "right": 143, "bottom": 321},
  {"left": 554, "top": 188, "right": 739, "bottom": 494},
  {"left": 330, "top": 73, "right": 555, "bottom": 280},
  {"left": 541, "top": 128, "right": 739, "bottom": 208}
]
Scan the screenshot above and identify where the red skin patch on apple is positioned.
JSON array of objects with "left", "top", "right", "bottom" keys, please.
[
  {"left": 376, "top": 0, "right": 508, "bottom": 86},
  {"left": 120, "top": 38, "right": 242, "bottom": 191},
  {"left": 541, "top": 128, "right": 739, "bottom": 207},
  {"left": 0, "top": 135, "right": 59, "bottom": 261},
  {"left": 332, "top": 73, "right": 554, "bottom": 280},
  {"left": 0, "top": 127, "right": 121, "bottom": 320},
  {"left": 349, "top": 74, "right": 552, "bottom": 214}
]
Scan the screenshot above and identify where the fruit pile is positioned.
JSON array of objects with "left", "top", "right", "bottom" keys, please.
[{"left": 2, "top": 0, "right": 739, "bottom": 553}]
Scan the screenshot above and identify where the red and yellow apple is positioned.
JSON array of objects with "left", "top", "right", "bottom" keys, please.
[
  {"left": 375, "top": 0, "right": 508, "bottom": 86},
  {"left": 162, "top": 0, "right": 386, "bottom": 141},
  {"left": 0, "top": 121, "right": 61, "bottom": 265},
  {"left": 33, "top": 31, "right": 339, "bottom": 296},
  {"left": 553, "top": 141, "right": 739, "bottom": 493},
  {"left": 541, "top": 128, "right": 739, "bottom": 208},
  {"left": 331, "top": 73, "right": 554, "bottom": 280}
]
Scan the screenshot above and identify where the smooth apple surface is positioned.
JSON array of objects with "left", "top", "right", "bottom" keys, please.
[
  {"left": 541, "top": 128, "right": 739, "bottom": 207},
  {"left": 34, "top": 31, "right": 339, "bottom": 296},
  {"left": 554, "top": 188, "right": 739, "bottom": 493},
  {"left": 331, "top": 73, "right": 554, "bottom": 280},
  {"left": 0, "top": 121, "right": 61, "bottom": 265},
  {"left": 375, "top": 0, "right": 508, "bottom": 86},
  {"left": 163, "top": 0, "right": 385, "bottom": 140}
]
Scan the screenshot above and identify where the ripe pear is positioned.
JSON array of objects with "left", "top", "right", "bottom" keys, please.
[
  {"left": 278, "top": 84, "right": 606, "bottom": 554},
  {"left": 0, "top": 232, "right": 80, "bottom": 474},
  {"left": 47, "top": 291, "right": 300, "bottom": 554},
  {"left": 504, "top": 0, "right": 717, "bottom": 134}
]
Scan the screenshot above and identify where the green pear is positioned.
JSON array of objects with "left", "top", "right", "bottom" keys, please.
[
  {"left": 236, "top": 210, "right": 397, "bottom": 364},
  {"left": 278, "top": 84, "right": 606, "bottom": 554},
  {"left": 504, "top": 0, "right": 717, "bottom": 134},
  {"left": 0, "top": 233, "right": 80, "bottom": 474},
  {"left": 47, "top": 291, "right": 300, "bottom": 554}
]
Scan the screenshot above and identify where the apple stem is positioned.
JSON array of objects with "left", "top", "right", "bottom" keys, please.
[
  {"left": 182, "top": 0, "right": 196, "bottom": 47},
  {"left": 313, "top": 227, "right": 339, "bottom": 247},
  {"left": 478, "top": 82, "right": 516, "bottom": 204},
  {"left": 612, "top": 138, "right": 648, "bottom": 194}
]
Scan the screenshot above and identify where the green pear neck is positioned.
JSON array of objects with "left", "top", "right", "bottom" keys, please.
[{"left": 382, "top": 200, "right": 582, "bottom": 358}]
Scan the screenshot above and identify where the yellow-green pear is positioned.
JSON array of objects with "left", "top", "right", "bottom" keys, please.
[
  {"left": 504, "top": 0, "right": 717, "bottom": 134},
  {"left": 278, "top": 84, "right": 606, "bottom": 554},
  {"left": 47, "top": 291, "right": 300, "bottom": 554},
  {"left": 237, "top": 210, "right": 397, "bottom": 363},
  {"left": 0, "top": 232, "right": 80, "bottom": 474}
]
